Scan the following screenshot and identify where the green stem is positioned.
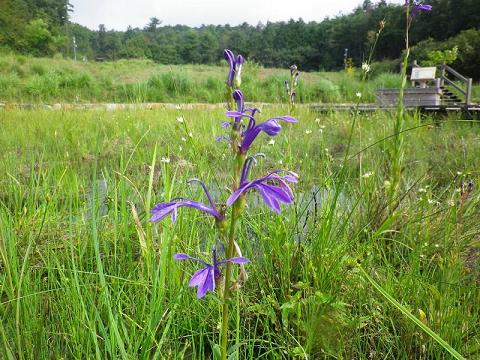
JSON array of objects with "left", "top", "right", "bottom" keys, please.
[
  {"left": 220, "top": 115, "right": 245, "bottom": 359},
  {"left": 390, "top": 8, "right": 411, "bottom": 207},
  {"left": 220, "top": 201, "right": 239, "bottom": 360}
]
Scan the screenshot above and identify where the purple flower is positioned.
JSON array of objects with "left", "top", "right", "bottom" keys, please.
[
  {"left": 405, "top": 1, "right": 432, "bottom": 16},
  {"left": 150, "top": 179, "right": 223, "bottom": 223},
  {"left": 225, "top": 90, "right": 297, "bottom": 153},
  {"left": 224, "top": 49, "right": 244, "bottom": 88},
  {"left": 174, "top": 250, "right": 249, "bottom": 298},
  {"left": 227, "top": 157, "right": 298, "bottom": 213}
]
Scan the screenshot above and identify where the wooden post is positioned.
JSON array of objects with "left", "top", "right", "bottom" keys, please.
[
  {"left": 440, "top": 64, "right": 446, "bottom": 87},
  {"left": 466, "top": 78, "right": 473, "bottom": 105}
]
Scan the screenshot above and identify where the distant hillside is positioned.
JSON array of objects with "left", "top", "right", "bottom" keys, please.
[{"left": 0, "top": 0, "right": 479, "bottom": 76}]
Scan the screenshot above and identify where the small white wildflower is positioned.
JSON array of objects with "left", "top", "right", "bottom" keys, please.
[
  {"left": 456, "top": 171, "right": 463, "bottom": 175},
  {"left": 181, "top": 137, "right": 187, "bottom": 142},
  {"left": 418, "top": 188, "right": 426, "bottom": 193},
  {"left": 447, "top": 199, "right": 455, "bottom": 207},
  {"left": 319, "top": 125, "right": 326, "bottom": 129},
  {"left": 356, "top": 92, "right": 362, "bottom": 98},
  {"left": 179, "top": 146, "right": 183, "bottom": 151},
  {"left": 434, "top": 244, "right": 440, "bottom": 248},
  {"left": 319, "top": 129, "right": 323, "bottom": 134},
  {"left": 277, "top": 159, "right": 283, "bottom": 165},
  {"left": 161, "top": 157, "right": 170, "bottom": 164},
  {"left": 362, "top": 171, "right": 374, "bottom": 179},
  {"left": 268, "top": 139, "right": 275, "bottom": 145},
  {"left": 361, "top": 62, "right": 371, "bottom": 73},
  {"left": 176, "top": 117, "right": 184, "bottom": 123},
  {"left": 175, "top": 105, "right": 181, "bottom": 110},
  {"left": 305, "top": 130, "right": 312, "bottom": 135},
  {"left": 188, "top": 132, "right": 193, "bottom": 138},
  {"left": 427, "top": 199, "right": 436, "bottom": 205},
  {"left": 315, "top": 118, "right": 321, "bottom": 124}
]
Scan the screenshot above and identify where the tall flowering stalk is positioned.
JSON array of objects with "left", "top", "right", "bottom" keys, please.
[
  {"left": 389, "top": 1, "right": 432, "bottom": 206},
  {"left": 150, "top": 49, "right": 298, "bottom": 360},
  {"left": 361, "top": 19, "right": 385, "bottom": 81},
  {"left": 284, "top": 65, "right": 299, "bottom": 114}
]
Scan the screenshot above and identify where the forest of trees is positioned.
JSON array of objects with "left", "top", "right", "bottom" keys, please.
[{"left": 1, "top": 0, "right": 479, "bottom": 76}]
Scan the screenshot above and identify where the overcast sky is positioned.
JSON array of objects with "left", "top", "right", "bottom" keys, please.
[{"left": 70, "top": 0, "right": 404, "bottom": 31}]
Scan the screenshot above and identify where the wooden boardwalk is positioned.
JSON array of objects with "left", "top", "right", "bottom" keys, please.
[{"left": 311, "top": 103, "right": 480, "bottom": 115}]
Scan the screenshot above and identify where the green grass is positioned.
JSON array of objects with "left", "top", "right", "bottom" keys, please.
[
  {"left": 0, "top": 105, "right": 479, "bottom": 358},
  {"left": 2, "top": 52, "right": 466, "bottom": 105}
]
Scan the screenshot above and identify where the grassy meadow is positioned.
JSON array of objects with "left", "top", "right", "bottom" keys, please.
[
  {"left": 0, "top": 52, "right": 411, "bottom": 104},
  {"left": 0, "top": 104, "right": 479, "bottom": 358}
]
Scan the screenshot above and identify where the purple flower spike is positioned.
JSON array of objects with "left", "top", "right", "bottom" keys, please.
[
  {"left": 227, "top": 157, "right": 298, "bottom": 213},
  {"left": 224, "top": 49, "right": 245, "bottom": 88},
  {"left": 175, "top": 249, "right": 249, "bottom": 298},
  {"left": 150, "top": 179, "right": 223, "bottom": 223}
]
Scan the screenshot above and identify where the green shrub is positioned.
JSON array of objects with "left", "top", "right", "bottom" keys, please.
[
  {"left": 15, "top": 55, "right": 27, "bottom": 65},
  {"left": 25, "top": 73, "right": 59, "bottom": 98},
  {"left": 373, "top": 73, "right": 402, "bottom": 89},
  {"left": 9, "top": 63, "right": 25, "bottom": 77},
  {"left": 0, "top": 73, "right": 20, "bottom": 97},
  {"left": 371, "top": 59, "right": 401, "bottom": 77},
  {"left": 312, "top": 78, "right": 341, "bottom": 103},
  {"left": 30, "top": 63, "right": 47, "bottom": 76},
  {"left": 57, "top": 71, "right": 92, "bottom": 89},
  {"left": 160, "top": 72, "right": 193, "bottom": 96}
]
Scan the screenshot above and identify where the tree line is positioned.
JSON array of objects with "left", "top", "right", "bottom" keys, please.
[{"left": 0, "top": 0, "right": 479, "bottom": 75}]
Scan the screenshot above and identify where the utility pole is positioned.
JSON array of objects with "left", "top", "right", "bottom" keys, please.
[
  {"left": 73, "top": 36, "right": 77, "bottom": 61},
  {"left": 344, "top": 48, "right": 349, "bottom": 71}
]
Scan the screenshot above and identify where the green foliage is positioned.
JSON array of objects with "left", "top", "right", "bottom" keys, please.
[
  {"left": 411, "top": 29, "right": 480, "bottom": 79},
  {"left": 2, "top": 0, "right": 479, "bottom": 74},
  {"left": 424, "top": 46, "right": 458, "bottom": 66}
]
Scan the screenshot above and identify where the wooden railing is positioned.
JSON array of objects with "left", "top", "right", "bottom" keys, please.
[{"left": 439, "top": 64, "right": 473, "bottom": 105}]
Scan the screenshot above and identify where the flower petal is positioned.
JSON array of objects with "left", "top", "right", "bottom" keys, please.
[
  {"left": 189, "top": 267, "right": 210, "bottom": 288},
  {"left": 218, "top": 257, "right": 250, "bottom": 265},
  {"left": 174, "top": 253, "right": 209, "bottom": 265},
  {"left": 150, "top": 199, "right": 222, "bottom": 223},
  {"left": 258, "top": 184, "right": 282, "bottom": 213},
  {"left": 197, "top": 267, "right": 215, "bottom": 298}
]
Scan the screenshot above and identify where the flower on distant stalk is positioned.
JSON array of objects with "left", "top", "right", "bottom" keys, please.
[
  {"left": 174, "top": 249, "right": 249, "bottom": 298},
  {"left": 227, "top": 156, "right": 298, "bottom": 213},
  {"left": 361, "top": 62, "right": 371, "bottom": 73},
  {"left": 405, "top": 0, "right": 432, "bottom": 17},
  {"left": 224, "top": 49, "right": 244, "bottom": 88},
  {"left": 224, "top": 90, "right": 297, "bottom": 153},
  {"left": 290, "top": 64, "right": 298, "bottom": 77},
  {"left": 150, "top": 179, "right": 224, "bottom": 223}
]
